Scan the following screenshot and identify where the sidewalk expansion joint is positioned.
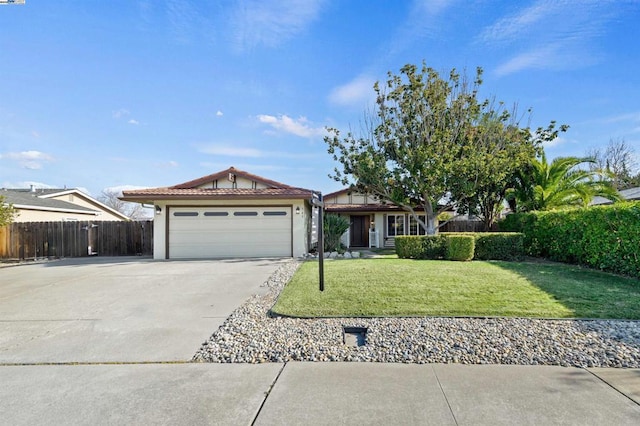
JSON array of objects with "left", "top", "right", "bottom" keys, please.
[
  {"left": 432, "top": 365, "right": 460, "bottom": 426},
  {"left": 585, "top": 368, "right": 640, "bottom": 407},
  {"left": 251, "top": 361, "right": 287, "bottom": 426}
]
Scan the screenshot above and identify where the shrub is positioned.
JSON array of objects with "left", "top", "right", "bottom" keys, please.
[
  {"left": 324, "top": 214, "right": 350, "bottom": 252},
  {"left": 422, "top": 235, "right": 447, "bottom": 259},
  {"left": 498, "top": 202, "right": 640, "bottom": 278},
  {"left": 499, "top": 213, "right": 541, "bottom": 256},
  {"left": 474, "top": 233, "right": 524, "bottom": 261},
  {"left": 395, "top": 236, "right": 424, "bottom": 259},
  {"left": 395, "top": 235, "right": 447, "bottom": 259},
  {"left": 445, "top": 235, "right": 475, "bottom": 261}
]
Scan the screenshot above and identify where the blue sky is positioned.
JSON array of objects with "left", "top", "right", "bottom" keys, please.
[{"left": 1, "top": 0, "right": 640, "bottom": 197}]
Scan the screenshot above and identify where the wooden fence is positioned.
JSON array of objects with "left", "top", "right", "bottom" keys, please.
[
  {"left": 0, "top": 221, "right": 153, "bottom": 260},
  {"left": 440, "top": 220, "right": 488, "bottom": 233}
]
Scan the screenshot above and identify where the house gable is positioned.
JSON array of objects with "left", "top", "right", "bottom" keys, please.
[
  {"left": 121, "top": 167, "right": 313, "bottom": 202},
  {"left": 193, "top": 175, "right": 270, "bottom": 190},
  {"left": 324, "top": 188, "right": 381, "bottom": 206},
  {"left": 171, "top": 167, "right": 291, "bottom": 190},
  {"left": 39, "top": 190, "right": 129, "bottom": 221}
]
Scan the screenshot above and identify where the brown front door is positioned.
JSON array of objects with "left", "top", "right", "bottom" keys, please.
[{"left": 350, "top": 216, "right": 369, "bottom": 247}]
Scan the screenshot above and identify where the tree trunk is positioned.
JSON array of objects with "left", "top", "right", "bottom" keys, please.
[
  {"left": 426, "top": 215, "right": 437, "bottom": 235},
  {"left": 423, "top": 200, "right": 437, "bottom": 235}
]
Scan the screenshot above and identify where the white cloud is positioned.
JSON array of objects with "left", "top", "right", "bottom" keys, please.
[
  {"left": 478, "top": 1, "right": 555, "bottom": 45},
  {"left": 481, "top": 0, "right": 627, "bottom": 76},
  {"left": 231, "top": 0, "right": 325, "bottom": 50},
  {"left": 216, "top": 110, "right": 224, "bottom": 117},
  {"left": 415, "top": 0, "right": 455, "bottom": 16},
  {"left": 165, "top": 0, "right": 200, "bottom": 43},
  {"left": 198, "top": 143, "right": 319, "bottom": 159},
  {"left": 1, "top": 181, "right": 55, "bottom": 190},
  {"left": 256, "top": 114, "right": 326, "bottom": 138},
  {"left": 199, "top": 145, "right": 263, "bottom": 158},
  {"left": 0, "top": 150, "right": 54, "bottom": 169},
  {"left": 112, "top": 108, "right": 130, "bottom": 119},
  {"left": 543, "top": 136, "right": 567, "bottom": 148},
  {"left": 113, "top": 108, "right": 140, "bottom": 124},
  {"left": 328, "top": 75, "right": 376, "bottom": 107},
  {"left": 379, "top": 0, "right": 456, "bottom": 59},
  {"left": 602, "top": 112, "right": 640, "bottom": 124},
  {"left": 153, "top": 160, "right": 179, "bottom": 168},
  {"left": 103, "top": 184, "right": 150, "bottom": 195},
  {"left": 199, "top": 162, "right": 286, "bottom": 172},
  {"left": 494, "top": 45, "right": 560, "bottom": 77}
]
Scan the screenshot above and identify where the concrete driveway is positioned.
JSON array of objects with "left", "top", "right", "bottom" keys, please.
[{"left": 0, "top": 256, "right": 285, "bottom": 363}]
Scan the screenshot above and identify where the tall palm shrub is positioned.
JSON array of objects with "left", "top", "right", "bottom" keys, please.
[
  {"left": 323, "top": 214, "right": 350, "bottom": 252},
  {"left": 516, "top": 152, "right": 620, "bottom": 211}
]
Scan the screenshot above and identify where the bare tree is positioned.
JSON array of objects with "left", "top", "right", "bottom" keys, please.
[
  {"left": 98, "top": 189, "right": 149, "bottom": 220},
  {"left": 587, "top": 138, "right": 637, "bottom": 190}
]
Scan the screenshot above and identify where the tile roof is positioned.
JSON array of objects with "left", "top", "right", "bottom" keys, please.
[
  {"left": 324, "top": 187, "right": 357, "bottom": 199},
  {"left": 121, "top": 167, "right": 315, "bottom": 201},
  {"left": 122, "top": 187, "right": 313, "bottom": 200},
  {"left": 324, "top": 203, "right": 403, "bottom": 212}
]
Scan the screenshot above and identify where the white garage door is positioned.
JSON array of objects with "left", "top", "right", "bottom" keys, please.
[{"left": 168, "top": 206, "right": 292, "bottom": 259}]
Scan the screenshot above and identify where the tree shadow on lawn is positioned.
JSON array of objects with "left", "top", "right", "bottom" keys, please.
[{"left": 493, "top": 260, "right": 640, "bottom": 320}]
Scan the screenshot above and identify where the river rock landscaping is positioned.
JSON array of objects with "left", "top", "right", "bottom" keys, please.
[{"left": 193, "top": 260, "right": 640, "bottom": 367}]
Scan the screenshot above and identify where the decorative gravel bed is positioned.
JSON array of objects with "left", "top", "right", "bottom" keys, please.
[{"left": 193, "top": 260, "right": 640, "bottom": 367}]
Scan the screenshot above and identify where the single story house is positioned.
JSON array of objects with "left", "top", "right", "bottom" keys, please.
[
  {"left": 1, "top": 187, "right": 129, "bottom": 222},
  {"left": 120, "top": 167, "right": 314, "bottom": 259},
  {"left": 324, "top": 188, "right": 433, "bottom": 249}
]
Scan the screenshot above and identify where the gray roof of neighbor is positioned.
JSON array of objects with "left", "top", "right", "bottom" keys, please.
[
  {"left": 590, "top": 187, "right": 640, "bottom": 205},
  {"left": 1, "top": 189, "right": 98, "bottom": 213}
]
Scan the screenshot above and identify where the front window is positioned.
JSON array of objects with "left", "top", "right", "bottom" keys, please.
[
  {"left": 387, "top": 215, "right": 405, "bottom": 236},
  {"left": 409, "top": 215, "right": 427, "bottom": 235}
]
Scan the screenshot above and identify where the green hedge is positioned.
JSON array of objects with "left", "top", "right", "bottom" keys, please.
[
  {"left": 499, "top": 202, "right": 640, "bottom": 278},
  {"left": 395, "top": 233, "right": 523, "bottom": 261},
  {"left": 474, "top": 233, "right": 524, "bottom": 261},
  {"left": 422, "top": 235, "right": 447, "bottom": 259},
  {"left": 395, "top": 236, "right": 424, "bottom": 259},
  {"left": 445, "top": 235, "right": 475, "bottom": 261},
  {"left": 395, "top": 235, "right": 446, "bottom": 259}
]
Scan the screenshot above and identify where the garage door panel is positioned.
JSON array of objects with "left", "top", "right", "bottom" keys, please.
[{"left": 168, "top": 207, "right": 292, "bottom": 258}]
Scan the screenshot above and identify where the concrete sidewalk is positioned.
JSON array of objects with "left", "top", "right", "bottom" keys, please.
[{"left": 1, "top": 362, "right": 638, "bottom": 425}]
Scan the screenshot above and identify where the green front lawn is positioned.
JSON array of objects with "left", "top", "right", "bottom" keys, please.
[{"left": 271, "top": 259, "right": 640, "bottom": 319}]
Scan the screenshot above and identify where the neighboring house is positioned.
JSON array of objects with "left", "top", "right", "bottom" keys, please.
[
  {"left": 591, "top": 187, "right": 640, "bottom": 206},
  {"left": 120, "top": 167, "right": 314, "bottom": 260},
  {"left": 1, "top": 187, "right": 129, "bottom": 222},
  {"left": 324, "top": 188, "right": 432, "bottom": 248}
]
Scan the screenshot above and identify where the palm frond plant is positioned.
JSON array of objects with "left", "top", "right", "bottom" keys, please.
[
  {"left": 323, "top": 214, "right": 350, "bottom": 252},
  {"left": 518, "top": 152, "right": 620, "bottom": 211}
]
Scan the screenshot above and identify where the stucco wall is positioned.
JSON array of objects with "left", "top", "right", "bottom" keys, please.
[{"left": 12, "top": 208, "right": 98, "bottom": 222}]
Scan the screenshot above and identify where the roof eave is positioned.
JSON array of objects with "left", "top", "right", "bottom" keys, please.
[
  {"left": 13, "top": 204, "right": 100, "bottom": 215},
  {"left": 120, "top": 193, "right": 313, "bottom": 202}
]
